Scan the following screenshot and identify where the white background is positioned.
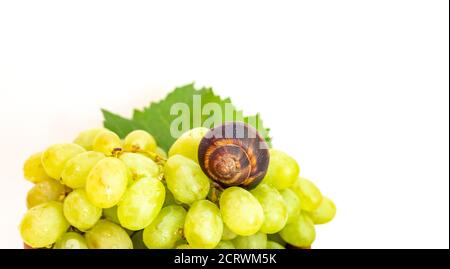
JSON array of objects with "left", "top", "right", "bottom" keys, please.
[{"left": 0, "top": 0, "right": 448, "bottom": 249}]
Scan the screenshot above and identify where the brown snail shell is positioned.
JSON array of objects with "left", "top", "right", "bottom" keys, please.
[{"left": 198, "top": 122, "right": 270, "bottom": 189}]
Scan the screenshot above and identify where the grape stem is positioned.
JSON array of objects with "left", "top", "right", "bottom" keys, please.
[
  {"left": 112, "top": 148, "right": 123, "bottom": 157},
  {"left": 209, "top": 182, "right": 224, "bottom": 204}
]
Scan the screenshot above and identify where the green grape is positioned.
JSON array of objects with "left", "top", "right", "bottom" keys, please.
[
  {"left": 267, "top": 241, "right": 285, "bottom": 249},
  {"left": 291, "top": 177, "right": 323, "bottom": 212},
  {"left": 233, "top": 233, "right": 267, "bottom": 249},
  {"left": 119, "top": 152, "right": 159, "bottom": 182},
  {"left": 222, "top": 224, "right": 237, "bottom": 241},
  {"left": 63, "top": 189, "right": 102, "bottom": 231},
  {"left": 117, "top": 177, "right": 165, "bottom": 230},
  {"left": 19, "top": 201, "right": 70, "bottom": 248},
  {"left": 176, "top": 244, "right": 192, "bottom": 249},
  {"left": 280, "top": 188, "right": 301, "bottom": 224},
  {"left": 267, "top": 233, "right": 286, "bottom": 246},
  {"left": 102, "top": 206, "right": 120, "bottom": 225},
  {"left": 85, "top": 220, "right": 133, "bottom": 249},
  {"left": 74, "top": 128, "right": 107, "bottom": 150},
  {"left": 123, "top": 130, "right": 157, "bottom": 153},
  {"left": 155, "top": 147, "right": 168, "bottom": 159},
  {"left": 184, "top": 200, "right": 223, "bottom": 249},
  {"left": 307, "top": 196, "right": 336, "bottom": 225},
  {"left": 280, "top": 213, "right": 316, "bottom": 248},
  {"left": 168, "top": 127, "right": 209, "bottom": 163},
  {"left": 26, "top": 178, "right": 67, "bottom": 209},
  {"left": 54, "top": 232, "right": 88, "bottom": 249},
  {"left": 215, "top": 241, "right": 235, "bottom": 249},
  {"left": 41, "top": 143, "right": 86, "bottom": 179},
  {"left": 262, "top": 149, "right": 300, "bottom": 190},
  {"left": 250, "top": 184, "right": 288, "bottom": 234},
  {"left": 164, "top": 155, "right": 210, "bottom": 204},
  {"left": 92, "top": 130, "right": 122, "bottom": 156},
  {"left": 219, "top": 187, "right": 264, "bottom": 236},
  {"left": 131, "top": 230, "right": 147, "bottom": 249},
  {"left": 61, "top": 151, "right": 105, "bottom": 189},
  {"left": 23, "top": 152, "right": 52, "bottom": 183},
  {"left": 143, "top": 205, "right": 186, "bottom": 249},
  {"left": 85, "top": 157, "right": 129, "bottom": 208}
]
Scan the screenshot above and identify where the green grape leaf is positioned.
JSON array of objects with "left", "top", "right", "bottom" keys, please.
[{"left": 102, "top": 83, "right": 272, "bottom": 152}]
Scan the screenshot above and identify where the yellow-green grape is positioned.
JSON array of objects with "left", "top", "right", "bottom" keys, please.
[
  {"left": 280, "top": 213, "right": 316, "bottom": 248},
  {"left": 291, "top": 177, "right": 323, "bottom": 212},
  {"left": 176, "top": 244, "right": 192, "bottom": 249},
  {"left": 222, "top": 224, "right": 237, "bottom": 241},
  {"left": 164, "top": 155, "right": 210, "bottom": 204},
  {"left": 102, "top": 206, "right": 120, "bottom": 225},
  {"left": 85, "top": 220, "right": 133, "bottom": 249},
  {"left": 92, "top": 130, "right": 122, "bottom": 156},
  {"left": 280, "top": 188, "right": 301, "bottom": 224},
  {"left": 23, "top": 152, "right": 52, "bottom": 183},
  {"left": 26, "top": 178, "right": 66, "bottom": 209},
  {"left": 155, "top": 147, "right": 168, "bottom": 159},
  {"left": 168, "top": 127, "right": 209, "bottom": 163},
  {"left": 54, "top": 232, "right": 88, "bottom": 249},
  {"left": 267, "top": 233, "right": 286, "bottom": 246},
  {"left": 184, "top": 200, "right": 223, "bottom": 249},
  {"left": 85, "top": 157, "right": 129, "bottom": 208},
  {"left": 308, "top": 197, "right": 336, "bottom": 224},
  {"left": 119, "top": 152, "right": 159, "bottom": 182},
  {"left": 267, "top": 241, "right": 285, "bottom": 249},
  {"left": 123, "top": 130, "right": 157, "bottom": 153},
  {"left": 250, "top": 184, "right": 288, "bottom": 234},
  {"left": 19, "top": 201, "right": 70, "bottom": 248},
  {"left": 262, "top": 149, "right": 300, "bottom": 190},
  {"left": 219, "top": 187, "right": 264, "bottom": 236},
  {"left": 61, "top": 151, "right": 105, "bottom": 189},
  {"left": 143, "top": 205, "right": 187, "bottom": 249},
  {"left": 233, "top": 233, "right": 267, "bottom": 249},
  {"left": 117, "top": 177, "right": 165, "bottom": 230},
  {"left": 215, "top": 241, "right": 235, "bottom": 249},
  {"left": 41, "top": 144, "right": 86, "bottom": 179},
  {"left": 74, "top": 128, "right": 107, "bottom": 150},
  {"left": 63, "top": 189, "right": 102, "bottom": 231},
  {"left": 131, "top": 230, "right": 147, "bottom": 249}
]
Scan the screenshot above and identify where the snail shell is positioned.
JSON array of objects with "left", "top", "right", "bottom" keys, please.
[{"left": 198, "top": 122, "right": 270, "bottom": 189}]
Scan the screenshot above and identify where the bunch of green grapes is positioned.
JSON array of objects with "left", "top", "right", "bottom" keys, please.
[
  {"left": 20, "top": 128, "right": 164, "bottom": 248},
  {"left": 20, "top": 124, "right": 336, "bottom": 249}
]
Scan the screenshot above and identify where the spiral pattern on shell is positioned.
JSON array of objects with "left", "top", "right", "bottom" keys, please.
[{"left": 198, "top": 122, "right": 270, "bottom": 189}]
